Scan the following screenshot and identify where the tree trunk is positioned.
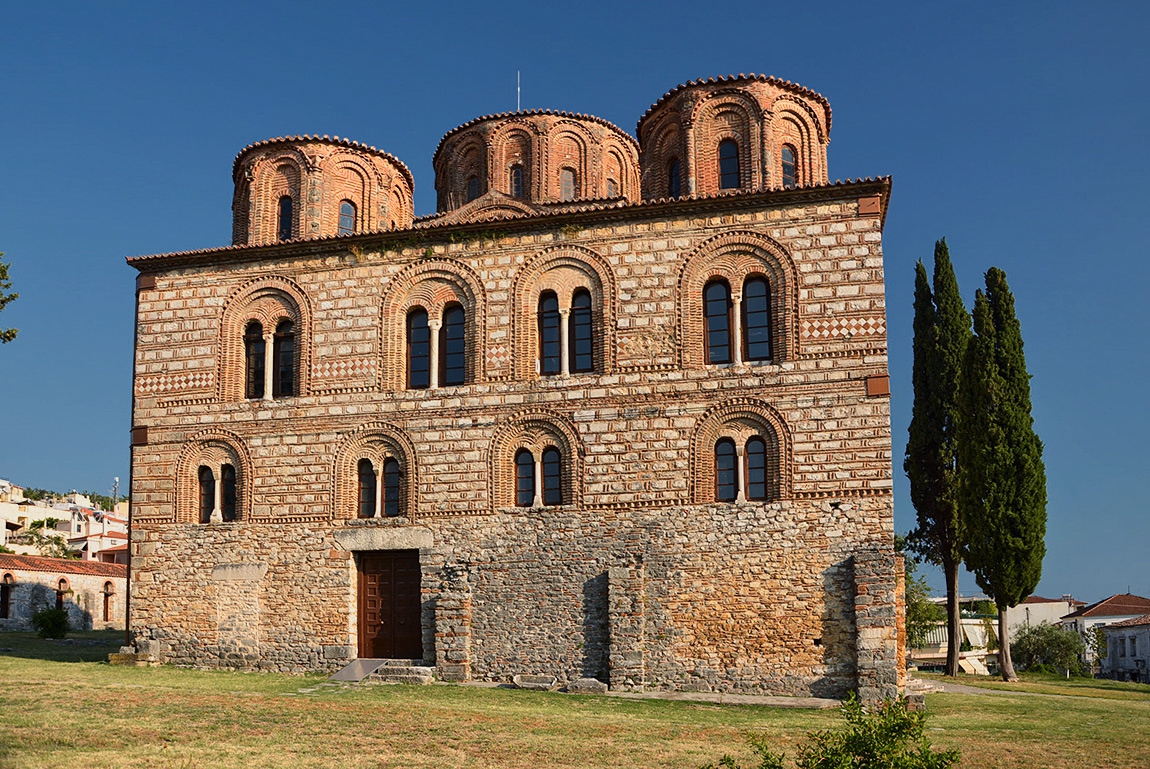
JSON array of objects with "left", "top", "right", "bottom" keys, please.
[
  {"left": 998, "top": 607, "right": 1017, "bottom": 681},
  {"left": 945, "top": 557, "right": 961, "bottom": 677}
]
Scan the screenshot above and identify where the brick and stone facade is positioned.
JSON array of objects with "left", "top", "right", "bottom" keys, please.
[
  {"left": 126, "top": 74, "right": 903, "bottom": 699},
  {"left": 0, "top": 554, "right": 127, "bottom": 631}
]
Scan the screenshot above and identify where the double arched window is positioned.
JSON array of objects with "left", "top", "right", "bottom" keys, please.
[
  {"left": 407, "top": 304, "right": 467, "bottom": 389},
  {"left": 715, "top": 436, "right": 769, "bottom": 502},
  {"left": 338, "top": 200, "right": 357, "bottom": 236},
  {"left": 356, "top": 457, "right": 402, "bottom": 518},
  {"left": 198, "top": 464, "right": 238, "bottom": 522},
  {"left": 514, "top": 446, "right": 564, "bottom": 507},
  {"left": 244, "top": 319, "right": 296, "bottom": 399},
  {"left": 537, "top": 289, "right": 594, "bottom": 375},
  {"left": 718, "top": 140, "right": 741, "bottom": 190},
  {"left": 703, "top": 277, "right": 773, "bottom": 364}
]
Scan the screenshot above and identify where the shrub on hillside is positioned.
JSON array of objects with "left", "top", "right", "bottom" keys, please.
[
  {"left": 31, "top": 607, "right": 70, "bottom": 639},
  {"left": 1012, "top": 623, "right": 1086, "bottom": 675}
]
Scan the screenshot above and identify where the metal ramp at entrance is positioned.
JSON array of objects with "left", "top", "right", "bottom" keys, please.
[
  {"left": 331, "top": 658, "right": 435, "bottom": 684},
  {"left": 331, "top": 658, "right": 389, "bottom": 682}
]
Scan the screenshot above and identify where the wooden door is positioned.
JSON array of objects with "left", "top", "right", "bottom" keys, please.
[{"left": 357, "top": 550, "right": 422, "bottom": 659}]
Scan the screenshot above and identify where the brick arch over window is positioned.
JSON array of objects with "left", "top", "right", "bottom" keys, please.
[
  {"left": 378, "top": 259, "right": 487, "bottom": 391},
  {"left": 332, "top": 422, "right": 419, "bottom": 520},
  {"left": 320, "top": 154, "right": 374, "bottom": 235},
  {"left": 769, "top": 97, "right": 827, "bottom": 187},
  {"left": 245, "top": 149, "right": 307, "bottom": 244},
  {"left": 641, "top": 118, "right": 686, "bottom": 200},
  {"left": 677, "top": 231, "right": 798, "bottom": 369},
  {"left": 546, "top": 126, "right": 591, "bottom": 199},
  {"left": 218, "top": 276, "right": 313, "bottom": 401},
  {"left": 690, "top": 92, "right": 759, "bottom": 195},
  {"left": 175, "top": 429, "right": 253, "bottom": 523},
  {"left": 487, "top": 410, "right": 584, "bottom": 511},
  {"left": 510, "top": 245, "right": 617, "bottom": 380},
  {"left": 689, "top": 398, "right": 792, "bottom": 504},
  {"left": 489, "top": 124, "right": 536, "bottom": 197}
]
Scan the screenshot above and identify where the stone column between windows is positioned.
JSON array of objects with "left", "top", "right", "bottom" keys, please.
[
  {"left": 685, "top": 131, "right": 697, "bottom": 194},
  {"left": 532, "top": 457, "right": 544, "bottom": 509},
  {"left": 262, "top": 331, "right": 275, "bottom": 401},
  {"left": 210, "top": 465, "right": 224, "bottom": 523},
  {"left": 559, "top": 308, "right": 571, "bottom": 377},
  {"left": 373, "top": 466, "right": 382, "bottom": 518},
  {"left": 735, "top": 444, "right": 746, "bottom": 503},
  {"left": 428, "top": 317, "right": 442, "bottom": 390},
  {"left": 731, "top": 295, "right": 743, "bottom": 365}
]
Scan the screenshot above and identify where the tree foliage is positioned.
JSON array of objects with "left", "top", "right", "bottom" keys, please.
[
  {"left": 897, "top": 535, "right": 945, "bottom": 649},
  {"left": 0, "top": 253, "right": 17, "bottom": 344},
  {"left": 23, "top": 518, "right": 76, "bottom": 559},
  {"left": 31, "top": 607, "right": 71, "bottom": 639},
  {"left": 1012, "top": 623, "right": 1086, "bottom": 676}
]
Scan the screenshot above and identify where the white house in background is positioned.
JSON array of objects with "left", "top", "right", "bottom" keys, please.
[
  {"left": 1061, "top": 593, "right": 1150, "bottom": 661},
  {"left": 1101, "top": 614, "right": 1150, "bottom": 683},
  {"left": 1006, "top": 595, "right": 1084, "bottom": 639}
]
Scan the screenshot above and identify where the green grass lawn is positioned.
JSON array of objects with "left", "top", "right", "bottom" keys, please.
[{"left": 2, "top": 633, "right": 1149, "bottom": 768}]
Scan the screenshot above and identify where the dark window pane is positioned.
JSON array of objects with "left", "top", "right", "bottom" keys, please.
[
  {"left": 607, "top": 179, "right": 619, "bottom": 198},
  {"left": 407, "top": 309, "right": 430, "bottom": 389},
  {"left": 719, "top": 140, "right": 740, "bottom": 190},
  {"left": 221, "top": 464, "right": 237, "bottom": 521},
  {"left": 245, "top": 321, "right": 265, "bottom": 399},
  {"left": 440, "top": 304, "right": 466, "bottom": 386},
  {"left": 516, "top": 450, "right": 535, "bottom": 507},
  {"left": 338, "top": 200, "right": 356, "bottom": 236},
  {"left": 742, "top": 278, "right": 772, "bottom": 361},
  {"left": 198, "top": 466, "right": 215, "bottom": 523},
  {"left": 278, "top": 196, "right": 293, "bottom": 241},
  {"left": 384, "top": 458, "right": 401, "bottom": 517},
  {"left": 358, "top": 458, "right": 375, "bottom": 518},
  {"left": 668, "top": 158, "right": 681, "bottom": 198},
  {"left": 704, "top": 280, "right": 732, "bottom": 364},
  {"left": 542, "top": 447, "right": 562, "bottom": 506},
  {"left": 746, "top": 438, "right": 767, "bottom": 500},
  {"left": 782, "top": 145, "right": 797, "bottom": 189},
  {"left": 715, "top": 439, "right": 737, "bottom": 502},
  {"left": 538, "top": 292, "right": 561, "bottom": 375},
  {"left": 570, "top": 290, "right": 594, "bottom": 373},
  {"left": 510, "top": 165, "right": 525, "bottom": 198},
  {"left": 560, "top": 168, "right": 576, "bottom": 201},
  {"left": 466, "top": 175, "right": 480, "bottom": 203},
  {"left": 273, "top": 320, "right": 295, "bottom": 397}
]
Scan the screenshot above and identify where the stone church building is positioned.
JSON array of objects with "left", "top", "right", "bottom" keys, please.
[{"left": 126, "top": 74, "right": 904, "bottom": 699}]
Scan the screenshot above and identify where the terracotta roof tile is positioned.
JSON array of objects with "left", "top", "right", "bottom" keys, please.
[
  {"left": 638, "top": 73, "right": 833, "bottom": 135},
  {"left": 232, "top": 134, "right": 414, "bottom": 189},
  {"left": 1062, "top": 593, "right": 1150, "bottom": 619},
  {"left": 1106, "top": 613, "right": 1150, "bottom": 629},
  {"left": 0, "top": 554, "right": 127, "bottom": 578},
  {"left": 433, "top": 110, "right": 638, "bottom": 161}
]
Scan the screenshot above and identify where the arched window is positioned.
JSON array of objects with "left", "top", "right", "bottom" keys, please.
[
  {"left": 0, "top": 574, "right": 14, "bottom": 620},
  {"left": 542, "top": 447, "right": 562, "bottom": 506},
  {"left": 560, "top": 168, "right": 576, "bottom": 201},
  {"left": 198, "top": 466, "right": 215, "bottom": 524},
  {"left": 273, "top": 320, "right": 295, "bottom": 397},
  {"left": 515, "top": 449, "right": 535, "bottom": 507},
  {"left": 742, "top": 277, "right": 772, "bottom": 362},
  {"left": 407, "top": 308, "right": 430, "bottom": 389},
  {"left": 56, "top": 578, "right": 69, "bottom": 612},
  {"left": 440, "top": 304, "right": 466, "bottom": 386},
  {"left": 569, "top": 290, "right": 594, "bottom": 373},
  {"left": 102, "top": 581, "right": 114, "bottom": 623},
  {"left": 606, "top": 178, "right": 619, "bottom": 198},
  {"left": 244, "top": 321, "right": 265, "bottom": 399},
  {"left": 745, "top": 437, "right": 767, "bottom": 500},
  {"left": 781, "top": 145, "right": 798, "bottom": 189},
  {"left": 221, "top": 464, "right": 237, "bottom": 521},
  {"left": 466, "top": 175, "right": 480, "bottom": 203},
  {"left": 357, "top": 458, "right": 376, "bottom": 518},
  {"left": 383, "top": 457, "right": 401, "bottom": 517},
  {"left": 715, "top": 439, "right": 738, "bottom": 502},
  {"left": 510, "top": 165, "right": 525, "bottom": 198},
  {"left": 538, "top": 292, "right": 561, "bottom": 375},
  {"left": 338, "top": 200, "right": 357, "bottom": 236},
  {"left": 704, "top": 280, "right": 733, "bottom": 364},
  {"left": 667, "top": 158, "right": 682, "bottom": 199},
  {"left": 718, "top": 140, "right": 740, "bottom": 190},
  {"left": 277, "top": 195, "right": 294, "bottom": 241}
]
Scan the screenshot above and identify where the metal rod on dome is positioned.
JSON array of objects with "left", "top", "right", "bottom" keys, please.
[{"left": 517, "top": 71, "right": 520, "bottom": 111}]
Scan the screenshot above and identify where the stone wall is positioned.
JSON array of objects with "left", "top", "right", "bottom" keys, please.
[{"left": 0, "top": 555, "right": 127, "bottom": 631}]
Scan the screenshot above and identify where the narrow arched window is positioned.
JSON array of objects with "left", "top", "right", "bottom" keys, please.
[
  {"left": 607, "top": 178, "right": 619, "bottom": 198},
  {"left": 781, "top": 145, "right": 798, "bottom": 189},
  {"left": 357, "top": 458, "right": 376, "bottom": 518},
  {"left": 0, "top": 574, "right": 14, "bottom": 620},
  {"left": 198, "top": 466, "right": 215, "bottom": 524},
  {"left": 338, "top": 200, "right": 356, "bottom": 235},
  {"left": 510, "top": 165, "right": 525, "bottom": 198},
  {"left": 667, "top": 158, "right": 682, "bottom": 199},
  {"left": 383, "top": 458, "right": 401, "bottom": 517},
  {"left": 221, "top": 464, "right": 237, "bottom": 521},
  {"left": 466, "top": 175, "right": 480, "bottom": 203},
  {"left": 407, "top": 308, "right": 430, "bottom": 389},
  {"left": 515, "top": 449, "right": 535, "bottom": 507},
  {"left": 273, "top": 320, "right": 295, "bottom": 397},
  {"left": 570, "top": 289, "right": 594, "bottom": 373},
  {"left": 538, "top": 292, "right": 561, "bottom": 375},
  {"left": 560, "top": 168, "right": 576, "bottom": 201},
  {"left": 704, "top": 280, "right": 733, "bottom": 364},
  {"left": 56, "top": 579, "right": 68, "bottom": 611},
  {"left": 542, "top": 447, "right": 562, "bottom": 506},
  {"left": 440, "top": 304, "right": 466, "bottom": 386},
  {"left": 102, "top": 581, "right": 114, "bottom": 622},
  {"left": 244, "top": 321, "right": 265, "bottom": 399},
  {"left": 719, "top": 140, "right": 740, "bottom": 190},
  {"left": 277, "top": 195, "right": 294, "bottom": 241},
  {"left": 742, "top": 277, "right": 771, "bottom": 362},
  {"left": 745, "top": 437, "right": 767, "bottom": 500},
  {"left": 715, "top": 439, "right": 738, "bottom": 502}
]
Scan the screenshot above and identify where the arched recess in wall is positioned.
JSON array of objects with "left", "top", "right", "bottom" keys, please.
[
  {"left": 771, "top": 96, "right": 828, "bottom": 186},
  {"left": 547, "top": 124, "right": 591, "bottom": 199},
  {"left": 510, "top": 244, "right": 617, "bottom": 380},
  {"left": 331, "top": 422, "right": 419, "bottom": 520},
  {"left": 251, "top": 149, "right": 307, "bottom": 243},
  {"left": 644, "top": 118, "right": 686, "bottom": 200},
  {"left": 689, "top": 398, "right": 792, "bottom": 504},
  {"left": 175, "top": 429, "right": 253, "bottom": 523},
  {"left": 218, "top": 276, "right": 313, "bottom": 401},
  {"left": 676, "top": 231, "right": 798, "bottom": 369},
  {"left": 321, "top": 154, "right": 375, "bottom": 235},
  {"left": 487, "top": 409, "right": 584, "bottom": 511},
  {"left": 489, "top": 124, "right": 535, "bottom": 198},
  {"left": 690, "top": 91, "right": 759, "bottom": 195},
  {"left": 378, "top": 258, "right": 487, "bottom": 391}
]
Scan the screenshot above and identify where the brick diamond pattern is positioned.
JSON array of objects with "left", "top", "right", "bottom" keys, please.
[
  {"left": 135, "top": 371, "right": 214, "bottom": 396},
  {"left": 801, "top": 316, "right": 886, "bottom": 340},
  {"left": 313, "top": 358, "right": 375, "bottom": 380},
  {"left": 486, "top": 346, "right": 509, "bottom": 366}
]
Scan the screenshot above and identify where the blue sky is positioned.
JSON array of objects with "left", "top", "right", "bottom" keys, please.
[{"left": 0, "top": 2, "right": 1146, "bottom": 603}]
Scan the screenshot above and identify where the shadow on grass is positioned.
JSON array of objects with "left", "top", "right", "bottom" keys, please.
[{"left": 0, "top": 630, "right": 125, "bottom": 663}]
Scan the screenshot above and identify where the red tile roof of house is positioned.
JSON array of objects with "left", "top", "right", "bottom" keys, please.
[
  {"left": 1107, "top": 614, "right": 1150, "bottom": 629},
  {"left": 0, "top": 554, "right": 127, "bottom": 578},
  {"left": 1022, "top": 595, "right": 1084, "bottom": 605},
  {"left": 1062, "top": 593, "right": 1150, "bottom": 619}
]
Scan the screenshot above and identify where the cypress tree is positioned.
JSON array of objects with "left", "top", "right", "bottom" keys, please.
[
  {"left": 904, "top": 239, "right": 970, "bottom": 677},
  {"left": 959, "top": 268, "right": 1047, "bottom": 681}
]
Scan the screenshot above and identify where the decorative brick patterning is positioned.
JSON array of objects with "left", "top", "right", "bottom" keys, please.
[
  {"left": 136, "top": 371, "right": 214, "bottom": 396},
  {"left": 801, "top": 316, "right": 886, "bottom": 340}
]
